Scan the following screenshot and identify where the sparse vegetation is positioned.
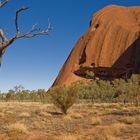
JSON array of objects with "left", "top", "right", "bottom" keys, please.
[
  {"left": 0, "top": 1, "right": 139, "bottom": 140},
  {"left": 71, "top": 74, "right": 140, "bottom": 105},
  {"left": 48, "top": 85, "right": 78, "bottom": 114},
  {"left": 0, "top": 75, "right": 139, "bottom": 139},
  {"left": 19, "top": 112, "right": 30, "bottom": 118},
  {"left": 90, "top": 116, "right": 102, "bottom": 125},
  {"left": 0, "top": 74, "right": 139, "bottom": 107},
  {"left": 0, "top": 102, "right": 139, "bottom": 140},
  {"left": 6, "top": 123, "right": 28, "bottom": 135},
  {"left": 0, "top": 86, "right": 50, "bottom": 103}
]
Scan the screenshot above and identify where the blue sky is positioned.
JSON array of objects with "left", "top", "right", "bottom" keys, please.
[{"left": 0, "top": 0, "right": 139, "bottom": 92}]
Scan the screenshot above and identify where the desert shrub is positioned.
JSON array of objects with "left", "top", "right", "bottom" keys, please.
[
  {"left": 86, "top": 81, "right": 100, "bottom": 103},
  {"left": 95, "top": 80, "right": 116, "bottom": 102},
  {"left": 72, "top": 80, "right": 116, "bottom": 103},
  {"left": 48, "top": 74, "right": 140, "bottom": 106},
  {"left": 70, "top": 81, "right": 90, "bottom": 100},
  {"left": 72, "top": 80, "right": 100, "bottom": 102},
  {"left": 0, "top": 74, "right": 139, "bottom": 104},
  {"left": 48, "top": 85, "right": 77, "bottom": 114},
  {"left": 112, "top": 75, "right": 140, "bottom": 105},
  {"left": 85, "top": 70, "right": 95, "bottom": 79},
  {"left": 70, "top": 74, "right": 140, "bottom": 104},
  {"left": 128, "top": 74, "right": 140, "bottom": 83},
  {"left": 0, "top": 85, "right": 50, "bottom": 103},
  {"left": 112, "top": 79, "right": 128, "bottom": 102}
]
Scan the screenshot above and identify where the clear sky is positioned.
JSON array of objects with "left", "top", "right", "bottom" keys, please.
[{"left": 0, "top": 0, "right": 139, "bottom": 92}]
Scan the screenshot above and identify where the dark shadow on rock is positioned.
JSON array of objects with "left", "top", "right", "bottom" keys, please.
[
  {"left": 74, "top": 36, "right": 140, "bottom": 80},
  {"left": 112, "top": 36, "right": 140, "bottom": 74}
]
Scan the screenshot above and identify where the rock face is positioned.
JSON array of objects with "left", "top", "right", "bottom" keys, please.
[{"left": 53, "top": 5, "right": 140, "bottom": 86}]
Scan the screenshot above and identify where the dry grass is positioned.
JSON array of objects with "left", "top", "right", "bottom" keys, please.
[
  {"left": 19, "top": 112, "right": 30, "bottom": 118},
  {"left": 94, "top": 123, "right": 125, "bottom": 140},
  {"left": 5, "top": 110, "right": 13, "bottom": 114},
  {"left": 37, "top": 110, "right": 52, "bottom": 118},
  {"left": 6, "top": 122, "right": 28, "bottom": 135},
  {"left": 69, "top": 112, "right": 83, "bottom": 119},
  {"left": 63, "top": 115, "right": 72, "bottom": 121},
  {"left": 56, "top": 135, "right": 77, "bottom": 140},
  {"left": 0, "top": 112, "right": 4, "bottom": 117},
  {"left": 106, "top": 123, "right": 125, "bottom": 136},
  {"left": 94, "top": 132, "right": 115, "bottom": 140},
  {"left": 121, "top": 116, "right": 136, "bottom": 124},
  {"left": 0, "top": 102, "right": 139, "bottom": 140},
  {"left": 90, "top": 116, "right": 102, "bottom": 125}
]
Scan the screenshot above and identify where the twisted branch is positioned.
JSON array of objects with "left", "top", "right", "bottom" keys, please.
[
  {"left": 0, "top": 6, "right": 51, "bottom": 50},
  {"left": 15, "top": 7, "right": 51, "bottom": 39},
  {"left": 15, "top": 7, "right": 29, "bottom": 36}
]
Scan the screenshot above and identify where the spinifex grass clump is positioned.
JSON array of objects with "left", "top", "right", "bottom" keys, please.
[{"left": 49, "top": 85, "right": 77, "bottom": 114}]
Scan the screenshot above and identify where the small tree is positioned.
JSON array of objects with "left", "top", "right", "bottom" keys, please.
[
  {"left": 37, "top": 89, "right": 47, "bottom": 103},
  {"left": 49, "top": 85, "right": 77, "bottom": 114},
  {"left": 70, "top": 80, "right": 90, "bottom": 100},
  {"left": 6, "top": 89, "right": 15, "bottom": 101}
]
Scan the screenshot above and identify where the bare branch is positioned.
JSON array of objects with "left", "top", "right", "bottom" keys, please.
[
  {"left": 1, "top": 6, "right": 51, "bottom": 51},
  {"left": 17, "top": 18, "right": 52, "bottom": 39},
  {"left": 15, "top": 7, "right": 29, "bottom": 36},
  {"left": 14, "top": 7, "right": 51, "bottom": 39},
  {"left": 0, "top": 0, "right": 10, "bottom": 8}
]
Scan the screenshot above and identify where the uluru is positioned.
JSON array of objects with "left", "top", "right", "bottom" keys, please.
[{"left": 53, "top": 5, "right": 140, "bottom": 86}]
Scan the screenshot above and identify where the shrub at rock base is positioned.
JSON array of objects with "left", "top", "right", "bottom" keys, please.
[{"left": 49, "top": 85, "right": 77, "bottom": 114}]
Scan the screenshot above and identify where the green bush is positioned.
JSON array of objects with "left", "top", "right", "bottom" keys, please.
[
  {"left": 85, "top": 70, "right": 95, "bottom": 79},
  {"left": 70, "top": 74, "right": 140, "bottom": 104},
  {"left": 48, "top": 85, "right": 77, "bottom": 114},
  {"left": 71, "top": 81, "right": 91, "bottom": 100}
]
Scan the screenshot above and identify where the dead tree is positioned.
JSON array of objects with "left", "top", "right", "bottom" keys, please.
[{"left": 0, "top": 0, "right": 51, "bottom": 65}]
